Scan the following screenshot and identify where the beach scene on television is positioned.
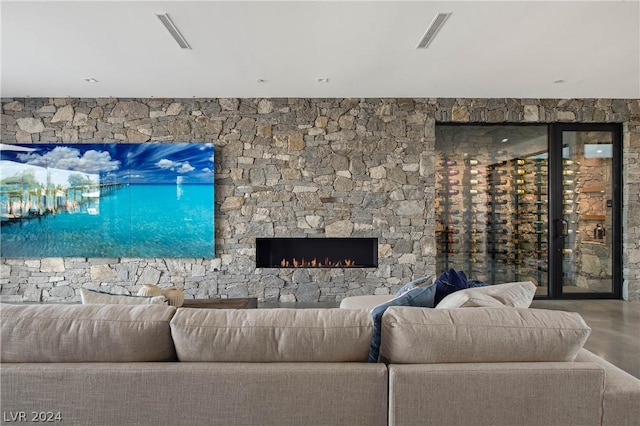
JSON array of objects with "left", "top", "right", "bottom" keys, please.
[{"left": 0, "top": 143, "right": 215, "bottom": 258}]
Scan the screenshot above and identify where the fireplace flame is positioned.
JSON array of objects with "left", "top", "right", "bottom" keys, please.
[{"left": 280, "top": 257, "right": 357, "bottom": 268}]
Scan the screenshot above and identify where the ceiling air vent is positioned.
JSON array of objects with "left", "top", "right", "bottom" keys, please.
[
  {"left": 416, "top": 12, "right": 452, "bottom": 49},
  {"left": 156, "top": 13, "right": 191, "bottom": 49}
]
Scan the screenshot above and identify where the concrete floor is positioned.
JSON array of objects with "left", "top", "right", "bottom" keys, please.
[
  {"left": 530, "top": 299, "right": 640, "bottom": 378},
  {"left": 262, "top": 299, "right": 640, "bottom": 378}
]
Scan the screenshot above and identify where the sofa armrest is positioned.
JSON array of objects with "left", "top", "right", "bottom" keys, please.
[{"left": 576, "top": 349, "right": 640, "bottom": 426}]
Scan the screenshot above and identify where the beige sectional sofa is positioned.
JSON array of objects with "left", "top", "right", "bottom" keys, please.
[{"left": 2, "top": 302, "right": 639, "bottom": 426}]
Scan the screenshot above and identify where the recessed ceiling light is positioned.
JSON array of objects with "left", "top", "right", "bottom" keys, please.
[
  {"left": 316, "top": 78, "right": 329, "bottom": 83},
  {"left": 83, "top": 78, "right": 99, "bottom": 83},
  {"left": 501, "top": 138, "right": 509, "bottom": 143}
]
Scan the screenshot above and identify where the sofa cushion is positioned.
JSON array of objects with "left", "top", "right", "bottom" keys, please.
[
  {"left": 339, "top": 295, "right": 395, "bottom": 310},
  {"left": 435, "top": 281, "right": 537, "bottom": 309},
  {"left": 80, "top": 288, "right": 167, "bottom": 305},
  {"left": 170, "top": 308, "right": 373, "bottom": 362},
  {"left": 380, "top": 307, "right": 590, "bottom": 364},
  {"left": 0, "top": 304, "right": 177, "bottom": 362},
  {"left": 368, "top": 283, "right": 437, "bottom": 362}
]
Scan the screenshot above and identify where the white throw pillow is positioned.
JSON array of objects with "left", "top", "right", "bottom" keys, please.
[
  {"left": 80, "top": 288, "right": 168, "bottom": 305},
  {"left": 435, "top": 281, "right": 537, "bottom": 309}
]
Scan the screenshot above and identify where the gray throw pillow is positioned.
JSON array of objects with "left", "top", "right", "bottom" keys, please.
[{"left": 395, "top": 275, "right": 434, "bottom": 297}]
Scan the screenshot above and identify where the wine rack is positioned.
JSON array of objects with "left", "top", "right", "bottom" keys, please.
[{"left": 436, "top": 152, "right": 554, "bottom": 286}]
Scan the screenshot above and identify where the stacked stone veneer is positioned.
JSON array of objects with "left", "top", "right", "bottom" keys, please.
[{"left": 1, "top": 98, "right": 639, "bottom": 302}]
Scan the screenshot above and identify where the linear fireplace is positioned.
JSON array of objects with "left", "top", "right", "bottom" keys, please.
[{"left": 256, "top": 238, "right": 378, "bottom": 268}]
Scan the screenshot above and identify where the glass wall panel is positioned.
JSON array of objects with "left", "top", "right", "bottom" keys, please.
[
  {"left": 560, "top": 131, "right": 614, "bottom": 294},
  {"left": 435, "top": 125, "right": 549, "bottom": 295}
]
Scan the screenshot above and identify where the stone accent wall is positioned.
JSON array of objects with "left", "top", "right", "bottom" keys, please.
[{"left": 1, "top": 97, "right": 639, "bottom": 302}]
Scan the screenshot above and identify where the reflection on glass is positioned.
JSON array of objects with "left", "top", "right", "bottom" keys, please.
[{"left": 561, "top": 132, "right": 613, "bottom": 294}]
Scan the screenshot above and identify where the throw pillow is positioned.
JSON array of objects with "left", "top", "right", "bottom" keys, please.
[
  {"left": 368, "top": 283, "right": 437, "bottom": 362},
  {"left": 467, "top": 279, "right": 489, "bottom": 288},
  {"left": 433, "top": 269, "right": 469, "bottom": 305},
  {"left": 433, "top": 290, "right": 506, "bottom": 308},
  {"left": 80, "top": 288, "right": 168, "bottom": 305},
  {"left": 435, "top": 281, "right": 537, "bottom": 309},
  {"left": 395, "top": 275, "right": 434, "bottom": 297}
]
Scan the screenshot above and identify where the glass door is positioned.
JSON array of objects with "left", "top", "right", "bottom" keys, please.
[{"left": 549, "top": 124, "right": 622, "bottom": 298}]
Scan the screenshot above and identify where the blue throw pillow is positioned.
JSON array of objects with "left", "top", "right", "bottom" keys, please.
[
  {"left": 395, "top": 275, "right": 434, "bottom": 297},
  {"left": 368, "top": 283, "right": 437, "bottom": 362},
  {"left": 433, "top": 269, "right": 469, "bottom": 305},
  {"left": 468, "top": 279, "right": 488, "bottom": 288}
]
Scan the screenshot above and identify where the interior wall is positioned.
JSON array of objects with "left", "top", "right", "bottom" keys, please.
[{"left": 1, "top": 97, "right": 638, "bottom": 302}]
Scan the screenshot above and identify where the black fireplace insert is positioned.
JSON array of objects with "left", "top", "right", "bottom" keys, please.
[{"left": 256, "top": 237, "right": 378, "bottom": 268}]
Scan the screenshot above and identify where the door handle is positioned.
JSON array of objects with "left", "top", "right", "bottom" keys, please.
[
  {"left": 553, "top": 219, "right": 564, "bottom": 239},
  {"left": 553, "top": 219, "right": 569, "bottom": 238}
]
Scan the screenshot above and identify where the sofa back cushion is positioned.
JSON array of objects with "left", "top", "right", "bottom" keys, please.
[
  {"left": 1, "top": 304, "right": 177, "bottom": 362},
  {"left": 380, "top": 307, "right": 590, "bottom": 364},
  {"left": 171, "top": 308, "right": 373, "bottom": 362},
  {"left": 80, "top": 288, "right": 168, "bottom": 305}
]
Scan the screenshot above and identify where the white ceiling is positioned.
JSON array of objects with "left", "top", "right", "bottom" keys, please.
[{"left": 2, "top": 0, "right": 639, "bottom": 99}]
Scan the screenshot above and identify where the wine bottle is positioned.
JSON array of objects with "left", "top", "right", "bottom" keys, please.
[
  {"left": 467, "top": 159, "right": 479, "bottom": 166},
  {"left": 515, "top": 159, "right": 526, "bottom": 165},
  {"left": 488, "top": 199, "right": 508, "bottom": 205},
  {"left": 515, "top": 179, "right": 526, "bottom": 185},
  {"left": 488, "top": 249, "right": 508, "bottom": 255},
  {"left": 489, "top": 170, "right": 508, "bottom": 176},
  {"left": 488, "top": 229, "right": 509, "bottom": 234},
  {"left": 469, "top": 179, "right": 479, "bottom": 185},
  {"left": 515, "top": 169, "right": 527, "bottom": 175},
  {"left": 447, "top": 179, "right": 460, "bottom": 185},
  {"left": 562, "top": 169, "right": 575, "bottom": 175},
  {"left": 469, "top": 169, "right": 480, "bottom": 176},
  {"left": 439, "top": 189, "right": 460, "bottom": 195},
  {"left": 442, "top": 160, "right": 457, "bottom": 166}
]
